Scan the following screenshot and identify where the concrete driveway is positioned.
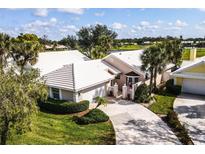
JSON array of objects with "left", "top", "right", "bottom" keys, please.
[
  {"left": 92, "top": 99, "right": 180, "bottom": 145},
  {"left": 174, "top": 94, "right": 205, "bottom": 144}
]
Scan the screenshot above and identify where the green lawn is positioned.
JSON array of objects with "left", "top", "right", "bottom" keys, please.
[
  {"left": 149, "top": 94, "right": 176, "bottom": 115},
  {"left": 112, "top": 44, "right": 149, "bottom": 51},
  {"left": 8, "top": 111, "right": 115, "bottom": 145},
  {"left": 182, "top": 48, "right": 205, "bottom": 60}
]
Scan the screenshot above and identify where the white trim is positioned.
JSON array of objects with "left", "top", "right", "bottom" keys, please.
[
  {"left": 49, "top": 87, "right": 53, "bottom": 98},
  {"left": 172, "top": 73, "right": 205, "bottom": 80},
  {"left": 59, "top": 89, "right": 62, "bottom": 100}
]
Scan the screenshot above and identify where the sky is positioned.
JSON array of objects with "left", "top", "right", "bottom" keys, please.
[{"left": 0, "top": 8, "right": 205, "bottom": 40}]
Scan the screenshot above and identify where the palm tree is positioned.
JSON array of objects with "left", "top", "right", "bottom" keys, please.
[
  {"left": 141, "top": 44, "right": 168, "bottom": 93},
  {"left": 166, "top": 39, "right": 183, "bottom": 67},
  {"left": 0, "top": 33, "right": 11, "bottom": 73},
  {"left": 141, "top": 46, "right": 156, "bottom": 94},
  {"left": 95, "top": 96, "right": 108, "bottom": 109}
]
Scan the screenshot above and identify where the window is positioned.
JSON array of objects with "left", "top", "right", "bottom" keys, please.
[
  {"left": 134, "top": 77, "right": 139, "bottom": 83},
  {"left": 115, "top": 74, "right": 120, "bottom": 79},
  {"left": 52, "top": 88, "right": 60, "bottom": 99},
  {"left": 128, "top": 77, "right": 132, "bottom": 83}
]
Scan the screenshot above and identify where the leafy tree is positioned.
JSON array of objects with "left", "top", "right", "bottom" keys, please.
[
  {"left": 10, "top": 33, "right": 43, "bottom": 74},
  {"left": 0, "top": 33, "right": 11, "bottom": 72},
  {"left": 59, "top": 35, "right": 77, "bottom": 49},
  {"left": 0, "top": 68, "right": 48, "bottom": 145},
  {"left": 77, "top": 24, "right": 117, "bottom": 59},
  {"left": 95, "top": 96, "right": 108, "bottom": 109}
]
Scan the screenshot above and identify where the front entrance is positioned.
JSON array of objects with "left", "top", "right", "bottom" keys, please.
[{"left": 126, "top": 71, "right": 140, "bottom": 88}]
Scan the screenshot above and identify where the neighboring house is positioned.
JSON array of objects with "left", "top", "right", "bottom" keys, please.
[
  {"left": 42, "top": 50, "right": 173, "bottom": 102},
  {"left": 33, "top": 50, "right": 90, "bottom": 75},
  {"left": 172, "top": 48, "right": 205, "bottom": 95},
  {"left": 45, "top": 44, "right": 68, "bottom": 51}
]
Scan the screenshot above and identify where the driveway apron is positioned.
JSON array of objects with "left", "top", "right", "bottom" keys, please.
[
  {"left": 174, "top": 94, "right": 205, "bottom": 144},
  {"left": 97, "top": 99, "right": 180, "bottom": 145}
]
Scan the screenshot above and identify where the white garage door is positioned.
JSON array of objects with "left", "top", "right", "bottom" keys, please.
[
  {"left": 81, "top": 84, "right": 107, "bottom": 103},
  {"left": 182, "top": 78, "right": 205, "bottom": 95}
]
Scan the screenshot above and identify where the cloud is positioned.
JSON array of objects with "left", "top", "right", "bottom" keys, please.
[
  {"left": 175, "top": 20, "right": 187, "bottom": 27},
  {"left": 23, "top": 18, "right": 57, "bottom": 29},
  {"left": 195, "top": 21, "right": 205, "bottom": 30},
  {"left": 21, "top": 17, "right": 58, "bottom": 35},
  {"left": 94, "top": 12, "right": 105, "bottom": 17},
  {"left": 198, "top": 8, "right": 205, "bottom": 12},
  {"left": 133, "top": 21, "right": 159, "bottom": 31},
  {"left": 140, "top": 21, "right": 150, "bottom": 27},
  {"left": 112, "top": 22, "right": 127, "bottom": 30},
  {"left": 166, "top": 20, "right": 188, "bottom": 30},
  {"left": 59, "top": 25, "right": 79, "bottom": 33},
  {"left": 34, "top": 9, "right": 48, "bottom": 17},
  {"left": 57, "top": 8, "right": 84, "bottom": 15}
]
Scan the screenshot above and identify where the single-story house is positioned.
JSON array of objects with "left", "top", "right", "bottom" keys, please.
[
  {"left": 44, "top": 60, "right": 120, "bottom": 102},
  {"left": 172, "top": 48, "right": 205, "bottom": 95},
  {"left": 42, "top": 50, "right": 174, "bottom": 102}
]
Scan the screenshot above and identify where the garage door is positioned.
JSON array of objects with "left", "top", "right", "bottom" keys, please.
[
  {"left": 81, "top": 84, "right": 107, "bottom": 103},
  {"left": 182, "top": 78, "right": 205, "bottom": 95}
]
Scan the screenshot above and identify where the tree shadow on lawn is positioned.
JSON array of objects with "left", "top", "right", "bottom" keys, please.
[{"left": 116, "top": 119, "right": 181, "bottom": 145}]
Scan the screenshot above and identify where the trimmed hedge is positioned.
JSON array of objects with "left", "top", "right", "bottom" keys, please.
[
  {"left": 166, "top": 111, "right": 193, "bottom": 145},
  {"left": 73, "top": 109, "right": 109, "bottom": 125},
  {"left": 38, "top": 98, "right": 89, "bottom": 114},
  {"left": 166, "top": 79, "right": 182, "bottom": 95},
  {"left": 134, "top": 83, "right": 151, "bottom": 103}
]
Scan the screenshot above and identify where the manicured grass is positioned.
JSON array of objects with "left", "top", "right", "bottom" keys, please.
[
  {"left": 182, "top": 48, "right": 205, "bottom": 60},
  {"left": 196, "top": 48, "right": 205, "bottom": 57},
  {"left": 182, "top": 48, "right": 190, "bottom": 60},
  {"left": 8, "top": 111, "right": 115, "bottom": 145},
  {"left": 112, "top": 44, "right": 149, "bottom": 51},
  {"left": 149, "top": 94, "right": 176, "bottom": 115}
]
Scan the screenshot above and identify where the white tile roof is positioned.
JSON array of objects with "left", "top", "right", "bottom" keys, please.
[
  {"left": 33, "top": 50, "right": 89, "bottom": 75},
  {"left": 107, "top": 50, "right": 145, "bottom": 75},
  {"left": 110, "top": 50, "right": 144, "bottom": 67},
  {"left": 44, "top": 60, "right": 116, "bottom": 92}
]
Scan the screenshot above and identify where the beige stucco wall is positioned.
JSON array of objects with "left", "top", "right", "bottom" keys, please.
[
  {"left": 104, "top": 56, "right": 145, "bottom": 89},
  {"left": 185, "top": 63, "right": 205, "bottom": 73},
  {"left": 104, "top": 56, "right": 133, "bottom": 74},
  {"left": 61, "top": 89, "right": 74, "bottom": 101},
  {"left": 175, "top": 77, "right": 183, "bottom": 86}
]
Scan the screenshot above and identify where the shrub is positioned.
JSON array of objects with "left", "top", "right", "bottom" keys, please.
[
  {"left": 134, "top": 83, "right": 151, "bottom": 103},
  {"left": 74, "top": 109, "right": 109, "bottom": 125},
  {"left": 165, "top": 79, "right": 182, "bottom": 95},
  {"left": 166, "top": 111, "right": 193, "bottom": 145},
  {"left": 38, "top": 98, "right": 89, "bottom": 114}
]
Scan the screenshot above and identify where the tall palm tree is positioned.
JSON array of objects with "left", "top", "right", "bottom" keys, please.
[
  {"left": 141, "top": 43, "right": 168, "bottom": 93},
  {"left": 166, "top": 39, "right": 183, "bottom": 67},
  {"left": 0, "top": 33, "right": 11, "bottom": 72},
  {"left": 141, "top": 46, "right": 157, "bottom": 94}
]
